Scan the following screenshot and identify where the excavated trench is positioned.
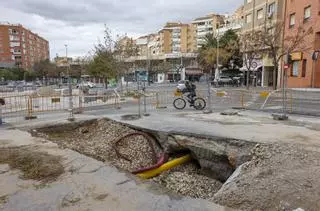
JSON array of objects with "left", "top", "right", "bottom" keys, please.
[{"left": 31, "top": 118, "right": 256, "bottom": 204}]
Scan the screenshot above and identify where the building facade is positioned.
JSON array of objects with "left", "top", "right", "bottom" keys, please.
[
  {"left": 192, "top": 14, "right": 224, "bottom": 49},
  {"left": 242, "top": 0, "right": 284, "bottom": 87},
  {"left": 0, "top": 23, "right": 49, "bottom": 70},
  {"left": 159, "top": 22, "right": 195, "bottom": 54},
  {"left": 284, "top": 0, "right": 320, "bottom": 88},
  {"left": 217, "top": 6, "right": 244, "bottom": 36}
]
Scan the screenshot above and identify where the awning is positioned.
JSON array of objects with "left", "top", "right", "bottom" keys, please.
[{"left": 185, "top": 70, "right": 203, "bottom": 75}]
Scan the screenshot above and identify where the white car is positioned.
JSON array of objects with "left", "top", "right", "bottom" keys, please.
[{"left": 77, "top": 81, "right": 96, "bottom": 88}]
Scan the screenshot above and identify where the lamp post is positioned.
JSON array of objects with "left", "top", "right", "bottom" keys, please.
[
  {"left": 143, "top": 39, "right": 150, "bottom": 116},
  {"left": 204, "top": 31, "right": 220, "bottom": 114},
  {"left": 65, "top": 44, "right": 74, "bottom": 121}
]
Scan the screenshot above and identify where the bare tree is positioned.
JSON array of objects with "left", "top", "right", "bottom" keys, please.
[
  {"left": 254, "top": 21, "right": 313, "bottom": 89},
  {"left": 239, "top": 32, "right": 261, "bottom": 89}
]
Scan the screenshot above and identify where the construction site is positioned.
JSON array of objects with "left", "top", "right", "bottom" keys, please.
[{"left": 1, "top": 107, "right": 320, "bottom": 211}]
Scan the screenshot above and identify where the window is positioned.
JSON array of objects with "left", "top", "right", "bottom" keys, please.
[
  {"left": 302, "top": 59, "right": 307, "bottom": 77},
  {"left": 9, "top": 42, "right": 20, "bottom": 47},
  {"left": 268, "top": 3, "right": 276, "bottom": 14},
  {"left": 289, "top": 13, "right": 295, "bottom": 28},
  {"left": 257, "top": 9, "right": 264, "bottom": 19},
  {"left": 9, "top": 29, "right": 18, "bottom": 35},
  {"left": 246, "top": 13, "right": 252, "bottom": 23},
  {"left": 304, "top": 6, "right": 311, "bottom": 21},
  {"left": 291, "top": 61, "right": 299, "bottom": 77}
]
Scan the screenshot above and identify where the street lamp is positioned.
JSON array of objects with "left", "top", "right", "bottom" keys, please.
[
  {"left": 204, "top": 31, "right": 220, "bottom": 114},
  {"left": 65, "top": 44, "right": 74, "bottom": 121}
]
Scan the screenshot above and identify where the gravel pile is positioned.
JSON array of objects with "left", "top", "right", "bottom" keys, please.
[
  {"left": 37, "top": 119, "right": 223, "bottom": 199},
  {"left": 41, "top": 119, "right": 161, "bottom": 172},
  {"left": 153, "top": 162, "right": 223, "bottom": 199}
]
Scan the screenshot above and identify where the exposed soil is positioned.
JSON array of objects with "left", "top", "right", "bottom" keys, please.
[
  {"left": 34, "top": 119, "right": 224, "bottom": 199},
  {"left": 0, "top": 147, "right": 64, "bottom": 182},
  {"left": 212, "top": 143, "right": 320, "bottom": 211}
]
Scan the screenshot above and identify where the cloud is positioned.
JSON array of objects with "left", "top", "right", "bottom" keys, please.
[{"left": 0, "top": 0, "right": 241, "bottom": 57}]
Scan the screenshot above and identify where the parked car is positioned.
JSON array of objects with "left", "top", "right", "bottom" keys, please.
[
  {"left": 218, "top": 76, "right": 233, "bottom": 84},
  {"left": 76, "top": 81, "right": 96, "bottom": 88}
]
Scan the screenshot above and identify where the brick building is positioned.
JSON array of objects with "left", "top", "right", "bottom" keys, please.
[
  {"left": 0, "top": 23, "right": 49, "bottom": 70},
  {"left": 284, "top": 0, "right": 320, "bottom": 88}
]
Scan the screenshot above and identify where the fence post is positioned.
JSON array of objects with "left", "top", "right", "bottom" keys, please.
[
  {"left": 78, "top": 91, "right": 83, "bottom": 114},
  {"left": 156, "top": 92, "right": 159, "bottom": 108},
  {"left": 25, "top": 96, "right": 37, "bottom": 120},
  {"left": 0, "top": 101, "right": 2, "bottom": 125},
  {"left": 290, "top": 91, "right": 293, "bottom": 113},
  {"left": 138, "top": 95, "right": 141, "bottom": 117},
  {"left": 241, "top": 91, "right": 244, "bottom": 108}
]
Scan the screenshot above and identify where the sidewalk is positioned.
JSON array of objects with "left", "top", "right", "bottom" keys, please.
[{"left": 98, "top": 109, "right": 320, "bottom": 149}]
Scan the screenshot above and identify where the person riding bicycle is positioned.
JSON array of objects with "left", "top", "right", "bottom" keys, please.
[{"left": 183, "top": 81, "right": 196, "bottom": 105}]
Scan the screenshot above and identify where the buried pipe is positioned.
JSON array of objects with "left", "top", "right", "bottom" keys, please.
[
  {"left": 113, "top": 132, "right": 168, "bottom": 173},
  {"left": 113, "top": 132, "right": 192, "bottom": 179},
  {"left": 136, "top": 154, "right": 192, "bottom": 179},
  {"left": 132, "top": 154, "right": 167, "bottom": 174}
]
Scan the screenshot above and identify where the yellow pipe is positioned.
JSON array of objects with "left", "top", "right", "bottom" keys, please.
[{"left": 137, "top": 154, "right": 192, "bottom": 179}]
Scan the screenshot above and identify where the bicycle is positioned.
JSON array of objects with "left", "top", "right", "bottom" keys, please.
[{"left": 173, "top": 89, "right": 206, "bottom": 110}]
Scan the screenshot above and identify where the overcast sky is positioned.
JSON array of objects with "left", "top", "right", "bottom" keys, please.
[{"left": 0, "top": 0, "right": 241, "bottom": 58}]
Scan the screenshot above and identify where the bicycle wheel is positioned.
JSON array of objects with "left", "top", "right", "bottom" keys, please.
[
  {"left": 193, "top": 98, "right": 206, "bottom": 110},
  {"left": 173, "top": 98, "right": 186, "bottom": 110}
]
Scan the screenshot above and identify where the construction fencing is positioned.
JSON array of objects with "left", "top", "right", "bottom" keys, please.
[
  {"left": 139, "top": 88, "right": 320, "bottom": 116},
  {"left": 1, "top": 86, "right": 319, "bottom": 125},
  {"left": 0, "top": 90, "right": 121, "bottom": 124}
]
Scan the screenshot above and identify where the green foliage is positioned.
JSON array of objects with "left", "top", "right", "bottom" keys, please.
[
  {"left": 198, "top": 30, "right": 242, "bottom": 72},
  {"left": 0, "top": 68, "right": 24, "bottom": 80},
  {"left": 24, "top": 71, "right": 37, "bottom": 81},
  {"left": 87, "top": 26, "right": 119, "bottom": 81}
]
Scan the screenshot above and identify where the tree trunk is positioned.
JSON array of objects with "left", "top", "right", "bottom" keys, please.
[
  {"left": 273, "top": 57, "right": 278, "bottom": 90},
  {"left": 104, "top": 77, "right": 108, "bottom": 89},
  {"left": 246, "top": 69, "right": 250, "bottom": 90},
  {"left": 273, "top": 67, "right": 277, "bottom": 90}
]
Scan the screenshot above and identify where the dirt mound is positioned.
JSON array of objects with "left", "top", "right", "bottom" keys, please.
[
  {"left": 153, "top": 162, "right": 222, "bottom": 199},
  {"left": 212, "top": 143, "right": 320, "bottom": 211},
  {"left": 0, "top": 147, "right": 64, "bottom": 182}
]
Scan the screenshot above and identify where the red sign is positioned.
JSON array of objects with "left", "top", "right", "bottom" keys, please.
[{"left": 284, "top": 64, "right": 289, "bottom": 69}]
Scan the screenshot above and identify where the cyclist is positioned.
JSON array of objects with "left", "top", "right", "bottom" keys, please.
[{"left": 183, "top": 81, "right": 196, "bottom": 105}]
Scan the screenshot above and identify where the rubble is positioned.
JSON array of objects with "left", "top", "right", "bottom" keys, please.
[
  {"left": 36, "top": 119, "right": 225, "bottom": 200},
  {"left": 153, "top": 162, "right": 222, "bottom": 199}
]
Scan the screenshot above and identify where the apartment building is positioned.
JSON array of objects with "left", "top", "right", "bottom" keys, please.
[
  {"left": 159, "top": 22, "right": 195, "bottom": 54},
  {"left": 217, "top": 6, "right": 244, "bottom": 36},
  {"left": 242, "top": 0, "right": 284, "bottom": 87},
  {"left": 192, "top": 14, "right": 224, "bottom": 49},
  {"left": 284, "top": 0, "right": 320, "bottom": 88},
  {"left": 0, "top": 23, "right": 49, "bottom": 70}
]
